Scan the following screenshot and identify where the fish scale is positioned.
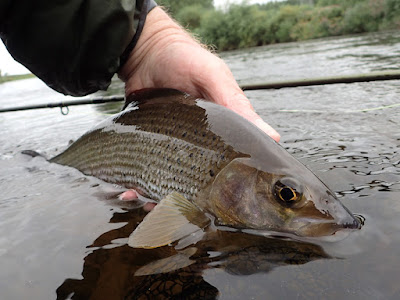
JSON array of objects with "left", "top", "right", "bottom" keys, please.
[
  {"left": 50, "top": 88, "right": 362, "bottom": 243},
  {"left": 51, "top": 96, "right": 242, "bottom": 202}
]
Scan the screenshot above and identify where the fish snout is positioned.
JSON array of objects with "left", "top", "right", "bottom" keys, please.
[
  {"left": 333, "top": 200, "right": 364, "bottom": 231},
  {"left": 341, "top": 214, "right": 364, "bottom": 230},
  {"left": 291, "top": 199, "right": 364, "bottom": 237}
]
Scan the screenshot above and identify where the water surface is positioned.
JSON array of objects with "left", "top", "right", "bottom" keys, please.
[{"left": 1, "top": 31, "right": 399, "bottom": 299}]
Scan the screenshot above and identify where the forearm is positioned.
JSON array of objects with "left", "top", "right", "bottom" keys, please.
[{"left": 0, "top": 0, "right": 156, "bottom": 96}]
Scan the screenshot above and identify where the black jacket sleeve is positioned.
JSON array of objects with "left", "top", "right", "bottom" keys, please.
[{"left": 0, "top": 0, "right": 156, "bottom": 96}]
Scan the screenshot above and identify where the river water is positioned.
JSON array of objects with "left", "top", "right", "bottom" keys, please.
[{"left": 1, "top": 31, "right": 399, "bottom": 299}]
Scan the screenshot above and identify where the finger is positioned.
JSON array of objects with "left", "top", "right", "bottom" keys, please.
[
  {"left": 206, "top": 83, "right": 281, "bottom": 142},
  {"left": 143, "top": 202, "right": 157, "bottom": 212},
  {"left": 191, "top": 56, "right": 281, "bottom": 142},
  {"left": 227, "top": 96, "right": 281, "bottom": 142},
  {"left": 253, "top": 118, "right": 281, "bottom": 142},
  {"left": 119, "top": 189, "right": 139, "bottom": 201}
]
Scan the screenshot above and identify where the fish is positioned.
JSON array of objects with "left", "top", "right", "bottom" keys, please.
[{"left": 50, "top": 88, "right": 362, "bottom": 248}]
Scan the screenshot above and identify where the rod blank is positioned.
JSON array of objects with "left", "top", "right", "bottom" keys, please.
[
  {"left": 240, "top": 70, "right": 400, "bottom": 90},
  {"left": 1, "top": 70, "right": 400, "bottom": 113},
  {"left": 0, "top": 95, "right": 125, "bottom": 113}
]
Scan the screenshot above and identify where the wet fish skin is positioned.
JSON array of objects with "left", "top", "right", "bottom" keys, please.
[
  {"left": 51, "top": 89, "right": 241, "bottom": 202},
  {"left": 51, "top": 88, "right": 361, "bottom": 244}
]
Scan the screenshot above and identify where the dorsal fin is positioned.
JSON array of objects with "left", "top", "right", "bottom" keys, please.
[{"left": 122, "top": 88, "right": 199, "bottom": 111}]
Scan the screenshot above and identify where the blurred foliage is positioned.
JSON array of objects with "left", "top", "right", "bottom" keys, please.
[
  {"left": 157, "top": 0, "right": 213, "bottom": 15},
  {"left": 161, "top": 0, "right": 400, "bottom": 51},
  {"left": 175, "top": 5, "right": 210, "bottom": 29},
  {"left": 0, "top": 73, "right": 35, "bottom": 84},
  {"left": 198, "top": 5, "right": 277, "bottom": 50}
]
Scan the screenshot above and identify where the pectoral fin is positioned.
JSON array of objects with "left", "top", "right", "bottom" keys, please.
[{"left": 128, "top": 192, "right": 210, "bottom": 249}]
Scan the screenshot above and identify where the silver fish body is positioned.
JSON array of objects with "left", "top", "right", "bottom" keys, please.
[
  {"left": 51, "top": 88, "right": 361, "bottom": 244},
  {"left": 51, "top": 89, "right": 242, "bottom": 203}
]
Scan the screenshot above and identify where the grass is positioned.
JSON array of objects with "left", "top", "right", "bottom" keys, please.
[{"left": 0, "top": 73, "right": 35, "bottom": 84}]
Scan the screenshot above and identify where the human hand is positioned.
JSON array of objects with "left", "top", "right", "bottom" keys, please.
[{"left": 119, "top": 7, "right": 280, "bottom": 142}]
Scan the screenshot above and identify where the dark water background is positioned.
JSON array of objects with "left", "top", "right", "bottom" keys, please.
[{"left": 1, "top": 31, "right": 400, "bottom": 299}]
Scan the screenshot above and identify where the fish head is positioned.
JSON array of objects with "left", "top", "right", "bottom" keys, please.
[{"left": 208, "top": 157, "right": 361, "bottom": 238}]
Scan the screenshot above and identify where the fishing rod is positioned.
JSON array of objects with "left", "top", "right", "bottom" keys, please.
[
  {"left": 1, "top": 70, "right": 400, "bottom": 114},
  {"left": 240, "top": 70, "right": 400, "bottom": 91},
  {"left": 0, "top": 95, "right": 125, "bottom": 114}
]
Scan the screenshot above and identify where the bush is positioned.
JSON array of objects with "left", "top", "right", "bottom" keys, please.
[
  {"left": 383, "top": 0, "right": 400, "bottom": 28},
  {"left": 291, "top": 5, "right": 344, "bottom": 39},
  {"left": 385, "top": 0, "right": 400, "bottom": 18},
  {"left": 170, "top": 0, "right": 399, "bottom": 51},
  {"left": 342, "top": 0, "right": 385, "bottom": 33},
  {"left": 269, "top": 5, "right": 312, "bottom": 42},
  {"left": 175, "top": 5, "right": 210, "bottom": 30},
  {"left": 157, "top": 0, "right": 213, "bottom": 15},
  {"left": 199, "top": 5, "right": 274, "bottom": 50}
]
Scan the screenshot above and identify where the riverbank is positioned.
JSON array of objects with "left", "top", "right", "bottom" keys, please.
[
  {"left": 0, "top": 73, "right": 35, "bottom": 84},
  {"left": 159, "top": 0, "right": 400, "bottom": 51}
]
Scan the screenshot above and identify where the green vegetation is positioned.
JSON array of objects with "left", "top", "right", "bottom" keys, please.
[
  {"left": 157, "top": 0, "right": 213, "bottom": 15},
  {"left": 0, "top": 70, "right": 34, "bottom": 84},
  {"left": 160, "top": 0, "right": 400, "bottom": 51}
]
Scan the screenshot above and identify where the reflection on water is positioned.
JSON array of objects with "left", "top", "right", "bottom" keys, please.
[
  {"left": 1, "top": 31, "right": 400, "bottom": 299},
  {"left": 56, "top": 205, "right": 330, "bottom": 300}
]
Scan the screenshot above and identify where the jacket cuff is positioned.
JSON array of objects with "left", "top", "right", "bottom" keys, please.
[{"left": 119, "top": 0, "right": 157, "bottom": 69}]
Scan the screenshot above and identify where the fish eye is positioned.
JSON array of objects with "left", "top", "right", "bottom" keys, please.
[{"left": 274, "top": 177, "right": 303, "bottom": 207}]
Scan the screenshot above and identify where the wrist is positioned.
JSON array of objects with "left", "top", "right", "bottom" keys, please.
[{"left": 119, "top": 7, "right": 198, "bottom": 93}]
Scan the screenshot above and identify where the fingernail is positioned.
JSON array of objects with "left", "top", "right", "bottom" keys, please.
[{"left": 254, "top": 119, "right": 281, "bottom": 142}]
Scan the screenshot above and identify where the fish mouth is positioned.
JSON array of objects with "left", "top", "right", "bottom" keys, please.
[
  {"left": 342, "top": 215, "right": 363, "bottom": 229},
  {"left": 291, "top": 213, "right": 363, "bottom": 237},
  {"left": 240, "top": 214, "right": 364, "bottom": 242},
  {"left": 352, "top": 214, "right": 365, "bottom": 228},
  {"left": 243, "top": 214, "right": 364, "bottom": 241}
]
